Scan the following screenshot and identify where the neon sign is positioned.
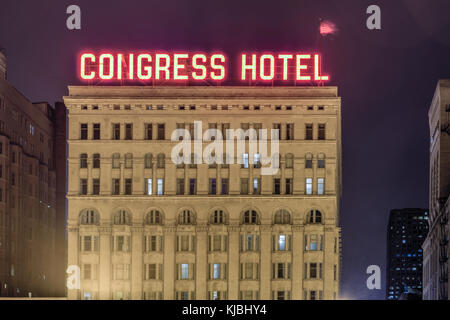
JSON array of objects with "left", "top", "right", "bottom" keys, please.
[{"left": 79, "top": 52, "right": 329, "bottom": 83}]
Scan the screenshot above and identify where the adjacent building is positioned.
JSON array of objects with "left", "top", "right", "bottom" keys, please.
[
  {"left": 64, "top": 85, "right": 342, "bottom": 300},
  {"left": 386, "top": 208, "right": 429, "bottom": 300},
  {"left": 423, "top": 79, "right": 450, "bottom": 300},
  {"left": 0, "top": 51, "right": 66, "bottom": 297}
]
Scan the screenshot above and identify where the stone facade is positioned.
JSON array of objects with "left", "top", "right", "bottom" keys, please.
[
  {"left": 64, "top": 86, "right": 342, "bottom": 300},
  {"left": 423, "top": 79, "right": 450, "bottom": 300}
]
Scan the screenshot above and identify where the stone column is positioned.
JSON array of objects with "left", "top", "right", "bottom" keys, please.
[
  {"left": 227, "top": 224, "right": 240, "bottom": 299},
  {"left": 131, "top": 226, "right": 143, "bottom": 299},
  {"left": 195, "top": 225, "right": 208, "bottom": 299},
  {"left": 98, "top": 227, "right": 112, "bottom": 300},
  {"left": 260, "top": 225, "right": 271, "bottom": 299},
  {"left": 291, "top": 225, "right": 304, "bottom": 299},
  {"left": 163, "top": 226, "right": 176, "bottom": 299}
]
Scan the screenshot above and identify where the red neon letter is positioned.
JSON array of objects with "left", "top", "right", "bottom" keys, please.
[
  {"left": 128, "top": 53, "right": 134, "bottom": 80},
  {"left": 296, "top": 54, "right": 311, "bottom": 81},
  {"left": 80, "top": 53, "right": 95, "bottom": 80},
  {"left": 117, "top": 54, "right": 123, "bottom": 80},
  {"left": 210, "top": 54, "right": 226, "bottom": 80},
  {"left": 99, "top": 54, "right": 114, "bottom": 80},
  {"left": 174, "top": 54, "right": 189, "bottom": 80},
  {"left": 314, "top": 54, "right": 329, "bottom": 81},
  {"left": 155, "top": 54, "right": 170, "bottom": 80},
  {"left": 192, "top": 54, "right": 207, "bottom": 80},
  {"left": 260, "top": 54, "right": 275, "bottom": 80},
  {"left": 241, "top": 54, "right": 257, "bottom": 80},
  {"left": 278, "top": 54, "right": 293, "bottom": 80},
  {"left": 137, "top": 54, "right": 152, "bottom": 80}
]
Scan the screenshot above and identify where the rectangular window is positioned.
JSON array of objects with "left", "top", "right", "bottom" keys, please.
[
  {"left": 125, "top": 179, "right": 132, "bottom": 195},
  {"left": 254, "top": 154, "right": 261, "bottom": 168},
  {"left": 177, "top": 179, "right": 184, "bottom": 195},
  {"left": 209, "top": 178, "right": 217, "bottom": 195},
  {"left": 80, "top": 123, "right": 88, "bottom": 140},
  {"left": 242, "top": 153, "right": 249, "bottom": 168},
  {"left": 189, "top": 179, "right": 196, "bottom": 195},
  {"left": 305, "top": 124, "right": 313, "bottom": 140},
  {"left": 221, "top": 179, "right": 228, "bottom": 195},
  {"left": 112, "top": 179, "right": 120, "bottom": 195},
  {"left": 286, "top": 123, "right": 294, "bottom": 140},
  {"left": 92, "top": 179, "right": 100, "bottom": 195},
  {"left": 80, "top": 179, "right": 88, "bottom": 195},
  {"left": 278, "top": 235, "right": 286, "bottom": 251},
  {"left": 273, "top": 178, "right": 281, "bottom": 195},
  {"left": 318, "top": 178, "right": 324, "bottom": 195},
  {"left": 253, "top": 178, "right": 260, "bottom": 195},
  {"left": 93, "top": 154, "right": 100, "bottom": 168},
  {"left": 213, "top": 263, "right": 221, "bottom": 279},
  {"left": 146, "top": 178, "right": 152, "bottom": 195},
  {"left": 157, "top": 124, "right": 165, "bottom": 140},
  {"left": 310, "top": 263, "right": 317, "bottom": 279},
  {"left": 318, "top": 124, "right": 326, "bottom": 140},
  {"left": 145, "top": 123, "right": 153, "bottom": 140},
  {"left": 157, "top": 179, "right": 164, "bottom": 195},
  {"left": 112, "top": 123, "right": 120, "bottom": 140},
  {"left": 125, "top": 123, "right": 133, "bottom": 140},
  {"left": 181, "top": 264, "right": 189, "bottom": 280},
  {"left": 306, "top": 178, "right": 313, "bottom": 195},
  {"left": 93, "top": 123, "right": 100, "bottom": 140},
  {"left": 240, "top": 178, "right": 249, "bottom": 195},
  {"left": 286, "top": 178, "right": 292, "bottom": 195}
]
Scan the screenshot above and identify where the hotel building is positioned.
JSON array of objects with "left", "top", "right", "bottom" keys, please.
[
  {"left": 0, "top": 51, "right": 66, "bottom": 297},
  {"left": 64, "top": 85, "right": 342, "bottom": 300},
  {"left": 423, "top": 79, "right": 450, "bottom": 300}
]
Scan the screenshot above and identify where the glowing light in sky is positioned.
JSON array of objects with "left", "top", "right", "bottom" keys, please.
[{"left": 320, "top": 20, "right": 338, "bottom": 36}]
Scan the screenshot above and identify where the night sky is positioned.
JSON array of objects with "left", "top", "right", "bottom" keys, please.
[{"left": 1, "top": 0, "right": 450, "bottom": 300}]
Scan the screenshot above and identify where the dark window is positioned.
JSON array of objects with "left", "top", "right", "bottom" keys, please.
[
  {"left": 209, "top": 179, "right": 217, "bottom": 195},
  {"left": 80, "top": 179, "right": 88, "bottom": 195},
  {"left": 240, "top": 178, "right": 249, "bottom": 195},
  {"left": 221, "top": 179, "right": 228, "bottom": 195},
  {"left": 157, "top": 124, "right": 165, "bottom": 140},
  {"left": 113, "top": 123, "right": 120, "bottom": 140},
  {"left": 286, "top": 179, "right": 292, "bottom": 195},
  {"left": 318, "top": 124, "right": 326, "bottom": 140},
  {"left": 92, "top": 179, "right": 100, "bottom": 195},
  {"left": 286, "top": 124, "right": 294, "bottom": 140},
  {"left": 93, "top": 154, "right": 100, "bottom": 168},
  {"left": 80, "top": 153, "right": 88, "bottom": 168},
  {"left": 125, "top": 179, "right": 132, "bottom": 195},
  {"left": 125, "top": 124, "right": 133, "bottom": 140},
  {"left": 189, "top": 179, "right": 196, "bottom": 195},
  {"left": 305, "top": 124, "right": 313, "bottom": 140},
  {"left": 80, "top": 124, "right": 88, "bottom": 140},
  {"left": 310, "top": 263, "right": 317, "bottom": 279},
  {"left": 177, "top": 179, "right": 185, "bottom": 195},
  {"left": 93, "top": 123, "right": 100, "bottom": 140},
  {"left": 274, "top": 178, "right": 281, "bottom": 195},
  {"left": 146, "top": 124, "right": 153, "bottom": 140}
]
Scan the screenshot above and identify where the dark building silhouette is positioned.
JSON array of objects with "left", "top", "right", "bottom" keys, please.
[{"left": 386, "top": 208, "right": 429, "bottom": 300}]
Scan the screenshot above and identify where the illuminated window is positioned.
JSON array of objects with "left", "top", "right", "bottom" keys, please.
[
  {"left": 318, "top": 178, "right": 325, "bottom": 195},
  {"left": 157, "top": 179, "right": 164, "bottom": 195},
  {"left": 306, "top": 178, "right": 313, "bottom": 195},
  {"left": 242, "top": 153, "right": 249, "bottom": 168}
]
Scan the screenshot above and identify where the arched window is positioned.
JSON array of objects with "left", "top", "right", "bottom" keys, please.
[
  {"left": 157, "top": 153, "right": 165, "bottom": 169},
  {"left": 146, "top": 210, "right": 162, "bottom": 225},
  {"left": 274, "top": 209, "right": 291, "bottom": 224},
  {"left": 318, "top": 153, "right": 325, "bottom": 168},
  {"left": 125, "top": 153, "right": 133, "bottom": 168},
  {"left": 210, "top": 209, "right": 226, "bottom": 224},
  {"left": 112, "top": 153, "right": 120, "bottom": 169},
  {"left": 80, "top": 209, "right": 99, "bottom": 225},
  {"left": 305, "top": 153, "right": 313, "bottom": 168},
  {"left": 242, "top": 210, "right": 259, "bottom": 225},
  {"left": 80, "top": 153, "right": 88, "bottom": 168},
  {"left": 179, "top": 209, "right": 195, "bottom": 225},
  {"left": 285, "top": 153, "right": 294, "bottom": 169},
  {"left": 114, "top": 209, "right": 131, "bottom": 225},
  {"left": 307, "top": 210, "right": 323, "bottom": 224},
  {"left": 144, "top": 153, "right": 153, "bottom": 169}
]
